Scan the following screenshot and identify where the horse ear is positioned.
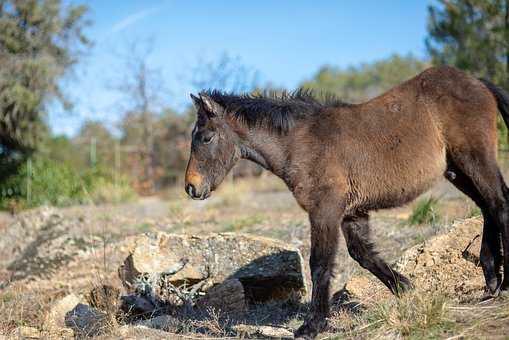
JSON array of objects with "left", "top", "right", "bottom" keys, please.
[
  {"left": 190, "top": 93, "right": 201, "bottom": 110},
  {"left": 199, "top": 93, "right": 222, "bottom": 118}
]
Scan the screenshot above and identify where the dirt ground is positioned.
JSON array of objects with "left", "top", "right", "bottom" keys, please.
[{"left": 0, "top": 173, "right": 508, "bottom": 339}]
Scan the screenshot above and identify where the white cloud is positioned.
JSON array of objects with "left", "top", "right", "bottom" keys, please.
[{"left": 110, "top": 7, "right": 159, "bottom": 34}]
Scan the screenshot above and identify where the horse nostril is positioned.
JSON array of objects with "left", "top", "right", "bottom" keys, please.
[{"left": 186, "top": 183, "right": 196, "bottom": 197}]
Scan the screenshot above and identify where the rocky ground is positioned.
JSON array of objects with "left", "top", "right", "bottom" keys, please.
[{"left": 0, "top": 176, "right": 508, "bottom": 339}]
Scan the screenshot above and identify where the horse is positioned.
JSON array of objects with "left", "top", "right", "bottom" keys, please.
[{"left": 184, "top": 66, "right": 509, "bottom": 339}]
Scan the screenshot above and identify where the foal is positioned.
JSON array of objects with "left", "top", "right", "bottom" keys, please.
[{"left": 184, "top": 66, "right": 509, "bottom": 339}]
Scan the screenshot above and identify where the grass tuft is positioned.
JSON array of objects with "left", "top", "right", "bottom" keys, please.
[
  {"left": 370, "top": 292, "right": 452, "bottom": 338},
  {"left": 467, "top": 205, "right": 482, "bottom": 218},
  {"left": 408, "top": 196, "right": 441, "bottom": 226}
]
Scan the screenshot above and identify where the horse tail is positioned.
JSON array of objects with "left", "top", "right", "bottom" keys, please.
[{"left": 480, "top": 78, "right": 509, "bottom": 129}]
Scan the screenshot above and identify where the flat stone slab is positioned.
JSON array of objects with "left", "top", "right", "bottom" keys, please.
[{"left": 119, "top": 232, "right": 306, "bottom": 304}]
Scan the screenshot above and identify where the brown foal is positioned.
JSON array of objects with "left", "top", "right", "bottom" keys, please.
[{"left": 184, "top": 66, "right": 509, "bottom": 339}]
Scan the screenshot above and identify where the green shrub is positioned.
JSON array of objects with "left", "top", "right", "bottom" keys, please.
[
  {"left": 467, "top": 205, "right": 482, "bottom": 218},
  {"left": 1, "top": 157, "right": 81, "bottom": 208},
  {"left": 408, "top": 196, "right": 441, "bottom": 226},
  {"left": 0, "top": 157, "right": 135, "bottom": 209},
  {"left": 86, "top": 176, "right": 137, "bottom": 204}
]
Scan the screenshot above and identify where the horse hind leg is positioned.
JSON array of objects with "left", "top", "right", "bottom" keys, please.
[
  {"left": 341, "top": 213, "right": 412, "bottom": 295},
  {"left": 446, "top": 162, "right": 503, "bottom": 294}
]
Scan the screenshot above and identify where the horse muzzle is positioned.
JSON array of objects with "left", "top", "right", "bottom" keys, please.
[{"left": 185, "top": 183, "right": 211, "bottom": 200}]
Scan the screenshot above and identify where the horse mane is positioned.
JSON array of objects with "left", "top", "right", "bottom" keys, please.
[{"left": 203, "top": 89, "right": 350, "bottom": 134}]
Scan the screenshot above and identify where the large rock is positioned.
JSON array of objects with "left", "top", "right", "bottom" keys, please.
[
  {"left": 195, "top": 278, "right": 246, "bottom": 312},
  {"left": 0, "top": 207, "right": 97, "bottom": 283},
  {"left": 119, "top": 232, "right": 306, "bottom": 305},
  {"left": 135, "top": 314, "right": 179, "bottom": 331},
  {"left": 44, "top": 293, "right": 83, "bottom": 332},
  {"left": 65, "top": 303, "right": 110, "bottom": 337},
  {"left": 397, "top": 217, "right": 484, "bottom": 296},
  {"left": 341, "top": 217, "right": 485, "bottom": 303}
]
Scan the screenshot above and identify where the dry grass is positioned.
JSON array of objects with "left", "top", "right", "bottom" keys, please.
[
  {"left": 2, "top": 175, "right": 509, "bottom": 338},
  {"left": 0, "top": 285, "right": 48, "bottom": 332},
  {"left": 368, "top": 292, "right": 453, "bottom": 339},
  {"left": 326, "top": 292, "right": 450, "bottom": 339},
  {"left": 326, "top": 293, "right": 509, "bottom": 340}
]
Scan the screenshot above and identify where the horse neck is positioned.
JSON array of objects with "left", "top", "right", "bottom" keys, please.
[{"left": 238, "top": 128, "right": 290, "bottom": 181}]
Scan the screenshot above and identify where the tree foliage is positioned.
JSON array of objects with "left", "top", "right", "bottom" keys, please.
[
  {"left": 426, "top": 0, "right": 509, "bottom": 88},
  {"left": 427, "top": 0, "right": 509, "bottom": 145},
  {"left": 0, "top": 0, "right": 89, "bottom": 158},
  {"left": 301, "top": 54, "right": 428, "bottom": 103}
]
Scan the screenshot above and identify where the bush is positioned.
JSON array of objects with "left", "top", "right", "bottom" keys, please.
[
  {"left": 84, "top": 175, "right": 137, "bottom": 204},
  {"left": 0, "top": 157, "right": 136, "bottom": 209}
]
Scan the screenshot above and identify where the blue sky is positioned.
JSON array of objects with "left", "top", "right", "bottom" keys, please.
[{"left": 52, "top": 0, "right": 431, "bottom": 136}]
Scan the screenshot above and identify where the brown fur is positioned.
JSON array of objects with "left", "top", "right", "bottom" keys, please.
[{"left": 185, "top": 67, "right": 509, "bottom": 339}]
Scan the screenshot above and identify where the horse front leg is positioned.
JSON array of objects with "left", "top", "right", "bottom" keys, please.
[{"left": 295, "top": 194, "right": 344, "bottom": 339}]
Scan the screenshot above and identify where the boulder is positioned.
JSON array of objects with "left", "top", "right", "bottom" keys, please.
[
  {"left": 195, "top": 278, "right": 246, "bottom": 312},
  {"left": 1, "top": 207, "right": 97, "bottom": 282},
  {"left": 135, "top": 315, "right": 179, "bottom": 331},
  {"left": 462, "top": 234, "right": 481, "bottom": 266},
  {"left": 119, "top": 232, "right": 306, "bottom": 306},
  {"left": 0, "top": 207, "right": 59, "bottom": 260},
  {"left": 64, "top": 303, "right": 109, "bottom": 337},
  {"left": 340, "top": 217, "right": 485, "bottom": 304},
  {"left": 44, "top": 293, "right": 82, "bottom": 332}
]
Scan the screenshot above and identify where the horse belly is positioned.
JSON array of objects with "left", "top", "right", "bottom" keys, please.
[{"left": 350, "top": 131, "right": 447, "bottom": 211}]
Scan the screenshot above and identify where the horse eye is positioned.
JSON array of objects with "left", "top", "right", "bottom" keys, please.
[{"left": 202, "top": 134, "right": 214, "bottom": 144}]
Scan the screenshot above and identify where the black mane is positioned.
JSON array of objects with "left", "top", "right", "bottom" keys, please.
[{"left": 204, "top": 89, "right": 350, "bottom": 134}]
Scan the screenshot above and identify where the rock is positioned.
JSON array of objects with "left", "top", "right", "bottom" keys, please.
[
  {"left": 1, "top": 207, "right": 97, "bottom": 282},
  {"left": 0, "top": 207, "right": 61, "bottom": 270},
  {"left": 340, "top": 276, "right": 390, "bottom": 305},
  {"left": 64, "top": 303, "right": 109, "bottom": 337},
  {"left": 44, "top": 293, "right": 82, "bottom": 331},
  {"left": 196, "top": 278, "right": 247, "bottom": 312},
  {"left": 98, "top": 324, "right": 177, "bottom": 339},
  {"left": 119, "top": 232, "right": 306, "bottom": 304},
  {"left": 135, "top": 315, "right": 179, "bottom": 331},
  {"left": 462, "top": 234, "right": 481, "bottom": 266},
  {"left": 341, "top": 217, "right": 485, "bottom": 303},
  {"left": 397, "top": 217, "right": 484, "bottom": 296},
  {"left": 119, "top": 294, "right": 157, "bottom": 318},
  {"left": 232, "top": 324, "right": 294, "bottom": 339}
]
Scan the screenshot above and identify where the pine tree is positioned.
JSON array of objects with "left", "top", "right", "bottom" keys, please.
[
  {"left": 427, "top": 0, "right": 509, "bottom": 145},
  {"left": 0, "top": 0, "right": 89, "bottom": 160},
  {"left": 426, "top": 0, "right": 509, "bottom": 88}
]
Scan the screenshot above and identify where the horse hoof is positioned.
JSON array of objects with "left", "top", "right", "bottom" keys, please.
[
  {"left": 393, "top": 276, "right": 413, "bottom": 296},
  {"left": 294, "top": 326, "right": 317, "bottom": 339},
  {"left": 480, "top": 287, "right": 500, "bottom": 301},
  {"left": 294, "top": 320, "right": 325, "bottom": 339}
]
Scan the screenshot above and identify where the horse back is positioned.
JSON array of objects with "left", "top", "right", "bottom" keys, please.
[{"left": 293, "top": 66, "right": 498, "bottom": 213}]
